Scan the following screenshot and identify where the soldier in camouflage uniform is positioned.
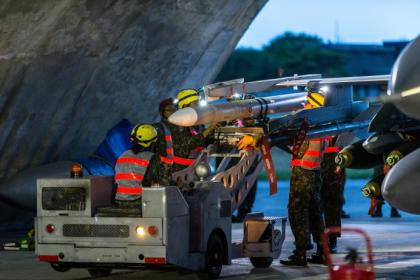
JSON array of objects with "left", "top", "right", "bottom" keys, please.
[
  {"left": 320, "top": 136, "right": 345, "bottom": 253},
  {"left": 115, "top": 124, "right": 168, "bottom": 209},
  {"left": 156, "top": 93, "right": 218, "bottom": 183},
  {"left": 281, "top": 90, "right": 326, "bottom": 266}
]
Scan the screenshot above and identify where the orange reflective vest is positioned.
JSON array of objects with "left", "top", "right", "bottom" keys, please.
[
  {"left": 159, "top": 124, "right": 204, "bottom": 168},
  {"left": 291, "top": 138, "right": 326, "bottom": 170},
  {"left": 159, "top": 123, "right": 175, "bottom": 164},
  {"left": 115, "top": 150, "right": 153, "bottom": 201},
  {"left": 325, "top": 146, "right": 340, "bottom": 153},
  {"left": 324, "top": 136, "right": 340, "bottom": 154}
]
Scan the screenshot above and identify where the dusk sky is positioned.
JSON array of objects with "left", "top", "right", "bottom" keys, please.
[{"left": 238, "top": 0, "right": 420, "bottom": 48}]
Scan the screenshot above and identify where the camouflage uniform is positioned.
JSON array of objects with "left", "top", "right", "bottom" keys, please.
[
  {"left": 155, "top": 120, "right": 176, "bottom": 185},
  {"left": 144, "top": 154, "right": 170, "bottom": 186},
  {"left": 320, "top": 152, "right": 345, "bottom": 238},
  {"left": 288, "top": 139, "right": 325, "bottom": 257},
  {"left": 156, "top": 119, "right": 205, "bottom": 174},
  {"left": 172, "top": 125, "right": 204, "bottom": 173},
  {"left": 289, "top": 166, "right": 324, "bottom": 255}
]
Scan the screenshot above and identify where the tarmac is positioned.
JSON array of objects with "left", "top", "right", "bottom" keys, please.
[{"left": 1, "top": 180, "right": 420, "bottom": 280}]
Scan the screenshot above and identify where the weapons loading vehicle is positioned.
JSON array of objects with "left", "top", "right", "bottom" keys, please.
[
  {"left": 35, "top": 111, "right": 287, "bottom": 279},
  {"left": 35, "top": 71, "right": 393, "bottom": 278}
]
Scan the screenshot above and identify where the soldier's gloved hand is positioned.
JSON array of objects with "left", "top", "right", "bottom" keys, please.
[{"left": 237, "top": 135, "right": 257, "bottom": 150}]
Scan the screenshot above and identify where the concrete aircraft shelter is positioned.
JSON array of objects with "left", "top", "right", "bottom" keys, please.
[{"left": 0, "top": 0, "right": 267, "bottom": 182}]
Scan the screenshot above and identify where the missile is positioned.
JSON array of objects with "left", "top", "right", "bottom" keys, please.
[
  {"left": 385, "top": 139, "right": 420, "bottom": 166},
  {"left": 168, "top": 92, "right": 307, "bottom": 127},
  {"left": 362, "top": 132, "right": 405, "bottom": 156},
  {"left": 382, "top": 147, "right": 420, "bottom": 214},
  {"left": 335, "top": 140, "right": 383, "bottom": 169},
  {"left": 270, "top": 120, "right": 370, "bottom": 146}
]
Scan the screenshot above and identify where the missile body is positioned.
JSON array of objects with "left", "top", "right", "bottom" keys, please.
[
  {"left": 169, "top": 92, "right": 307, "bottom": 127},
  {"left": 382, "top": 147, "right": 420, "bottom": 214},
  {"left": 362, "top": 133, "right": 405, "bottom": 156},
  {"left": 270, "top": 121, "right": 370, "bottom": 146},
  {"left": 335, "top": 140, "right": 383, "bottom": 169},
  {"left": 385, "top": 139, "right": 420, "bottom": 166}
]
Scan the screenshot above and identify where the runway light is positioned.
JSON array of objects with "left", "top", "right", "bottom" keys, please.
[{"left": 136, "top": 226, "right": 145, "bottom": 237}]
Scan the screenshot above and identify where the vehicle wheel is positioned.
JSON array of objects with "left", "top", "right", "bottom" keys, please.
[
  {"left": 87, "top": 268, "right": 112, "bottom": 277},
  {"left": 50, "top": 262, "right": 70, "bottom": 272},
  {"left": 205, "top": 233, "right": 224, "bottom": 279},
  {"left": 250, "top": 257, "right": 273, "bottom": 268}
]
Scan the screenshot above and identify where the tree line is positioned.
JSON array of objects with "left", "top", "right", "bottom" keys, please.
[{"left": 216, "top": 32, "right": 349, "bottom": 82}]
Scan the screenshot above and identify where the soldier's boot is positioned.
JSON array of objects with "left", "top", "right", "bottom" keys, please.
[
  {"left": 390, "top": 207, "right": 401, "bottom": 218},
  {"left": 280, "top": 253, "right": 307, "bottom": 266},
  {"left": 307, "top": 249, "right": 325, "bottom": 265},
  {"left": 372, "top": 203, "right": 383, "bottom": 218},
  {"left": 329, "top": 236, "right": 337, "bottom": 254}
]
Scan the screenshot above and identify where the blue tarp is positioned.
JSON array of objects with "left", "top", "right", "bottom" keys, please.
[{"left": 78, "top": 119, "right": 134, "bottom": 176}]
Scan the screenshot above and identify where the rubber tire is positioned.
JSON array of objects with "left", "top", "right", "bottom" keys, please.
[
  {"left": 205, "top": 234, "right": 224, "bottom": 279},
  {"left": 87, "top": 268, "right": 112, "bottom": 277},
  {"left": 250, "top": 257, "right": 273, "bottom": 268},
  {"left": 50, "top": 263, "right": 70, "bottom": 272}
]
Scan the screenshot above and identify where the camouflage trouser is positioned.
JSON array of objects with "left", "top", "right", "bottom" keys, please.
[
  {"left": 288, "top": 166, "right": 325, "bottom": 255},
  {"left": 115, "top": 198, "right": 142, "bottom": 209},
  {"left": 320, "top": 153, "right": 345, "bottom": 238},
  {"left": 321, "top": 176, "right": 344, "bottom": 238}
]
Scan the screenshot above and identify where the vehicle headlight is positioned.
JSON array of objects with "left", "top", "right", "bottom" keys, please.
[{"left": 136, "top": 226, "right": 145, "bottom": 237}]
